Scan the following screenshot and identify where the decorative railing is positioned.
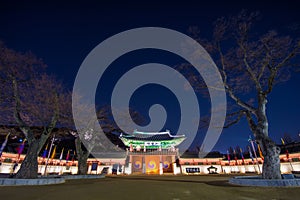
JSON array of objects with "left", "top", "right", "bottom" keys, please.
[{"left": 127, "top": 148, "right": 179, "bottom": 155}]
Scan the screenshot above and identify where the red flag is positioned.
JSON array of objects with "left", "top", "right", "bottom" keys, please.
[
  {"left": 240, "top": 148, "right": 245, "bottom": 164},
  {"left": 285, "top": 149, "right": 289, "bottom": 159},
  {"left": 281, "top": 138, "right": 289, "bottom": 159},
  {"left": 227, "top": 150, "right": 230, "bottom": 164},
  {"left": 233, "top": 149, "right": 238, "bottom": 165}
]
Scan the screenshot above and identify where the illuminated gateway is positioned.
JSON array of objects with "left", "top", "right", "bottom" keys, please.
[{"left": 119, "top": 130, "right": 185, "bottom": 174}]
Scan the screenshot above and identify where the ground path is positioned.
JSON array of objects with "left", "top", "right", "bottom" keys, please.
[{"left": 1, "top": 175, "right": 299, "bottom": 200}]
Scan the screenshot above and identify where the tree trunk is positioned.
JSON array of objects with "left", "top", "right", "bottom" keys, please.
[
  {"left": 260, "top": 137, "right": 281, "bottom": 179},
  {"left": 262, "top": 141, "right": 281, "bottom": 179},
  {"left": 75, "top": 137, "right": 89, "bottom": 175},
  {"left": 255, "top": 94, "right": 281, "bottom": 179},
  {"left": 15, "top": 140, "right": 39, "bottom": 179},
  {"left": 77, "top": 152, "right": 89, "bottom": 175},
  {"left": 244, "top": 93, "right": 282, "bottom": 179}
]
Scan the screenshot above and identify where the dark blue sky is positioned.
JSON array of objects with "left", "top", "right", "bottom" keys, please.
[{"left": 1, "top": 0, "right": 299, "bottom": 153}]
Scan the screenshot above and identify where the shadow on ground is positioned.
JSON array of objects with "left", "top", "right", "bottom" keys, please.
[{"left": 107, "top": 175, "right": 243, "bottom": 187}]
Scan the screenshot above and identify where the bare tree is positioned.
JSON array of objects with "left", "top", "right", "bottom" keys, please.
[
  {"left": 68, "top": 94, "right": 113, "bottom": 175},
  {"left": 67, "top": 93, "right": 118, "bottom": 175},
  {"left": 67, "top": 92, "right": 144, "bottom": 174},
  {"left": 184, "top": 11, "right": 300, "bottom": 179},
  {"left": 0, "top": 42, "right": 67, "bottom": 178}
]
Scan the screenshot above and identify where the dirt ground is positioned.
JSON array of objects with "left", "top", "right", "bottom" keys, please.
[{"left": 1, "top": 175, "right": 300, "bottom": 200}]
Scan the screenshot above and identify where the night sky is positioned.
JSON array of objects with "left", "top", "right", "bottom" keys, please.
[{"left": 1, "top": 0, "right": 300, "bottom": 153}]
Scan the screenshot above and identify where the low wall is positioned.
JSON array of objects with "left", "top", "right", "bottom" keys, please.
[
  {"left": 63, "top": 174, "right": 105, "bottom": 180},
  {"left": 0, "top": 175, "right": 105, "bottom": 186},
  {"left": 0, "top": 163, "right": 78, "bottom": 175},
  {"left": 0, "top": 177, "right": 65, "bottom": 186},
  {"left": 229, "top": 176, "right": 300, "bottom": 187},
  {"left": 180, "top": 162, "right": 300, "bottom": 175}
]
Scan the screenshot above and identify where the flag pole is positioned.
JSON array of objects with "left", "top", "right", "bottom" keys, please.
[
  {"left": 233, "top": 149, "right": 238, "bottom": 165},
  {"left": 0, "top": 132, "right": 11, "bottom": 158},
  {"left": 288, "top": 154, "right": 294, "bottom": 172},
  {"left": 240, "top": 148, "right": 245, "bottom": 165},
  {"left": 44, "top": 134, "right": 55, "bottom": 176},
  {"left": 17, "top": 138, "right": 27, "bottom": 162},
  {"left": 248, "top": 136, "right": 261, "bottom": 174},
  {"left": 281, "top": 138, "right": 294, "bottom": 172},
  {"left": 59, "top": 148, "right": 64, "bottom": 175},
  {"left": 248, "top": 146, "right": 256, "bottom": 173},
  {"left": 227, "top": 150, "right": 231, "bottom": 173}
]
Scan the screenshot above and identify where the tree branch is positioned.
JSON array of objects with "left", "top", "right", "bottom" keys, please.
[
  {"left": 217, "top": 42, "right": 256, "bottom": 114},
  {"left": 37, "top": 93, "right": 60, "bottom": 151},
  {"left": 263, "top": 67, "right": 277, "bottom": 95},
  {"left": 263, "top": 43, "right": 300, "bottom": 95},
  {"left": 224, "top": 110, "right": 246, "bottom": 128},
  {"left": 11, "top": 76, "right": 30, "bottom": 138},
  {"left": 238, "top": 41, "right": 262, "bottom": 91},
  {"left": 244, "top": 111, "right": 257, "bottom": 134},
  {"left": 258, "top": 42, "right": 272, "bottom": 81}
]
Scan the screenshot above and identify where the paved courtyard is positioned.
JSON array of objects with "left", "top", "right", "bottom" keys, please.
[{"left": 1, "top": 175, "right": 300, "bottom": 200}]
